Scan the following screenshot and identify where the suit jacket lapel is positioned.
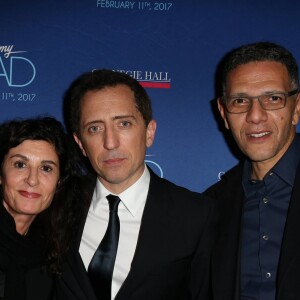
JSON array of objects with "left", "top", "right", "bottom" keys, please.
[
  {"left": 116, "top": 169, "right": 169, "bottom": 299},
  {"left": 61, "top": 249, "right": 97, "bottom": 300},
  {"left": 211, "top": 164, "right": 244, "bottom": 300},
  {"left": 277, "top": 160, "right": 300, "bottom": 287}
]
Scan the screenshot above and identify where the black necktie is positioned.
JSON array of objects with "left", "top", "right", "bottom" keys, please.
[{"left": 88, "top": 194, "right": 121, "bottom": 300}]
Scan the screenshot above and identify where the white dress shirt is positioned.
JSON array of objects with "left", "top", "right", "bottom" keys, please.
[{"left": 79, "top": 166, "right": 150, "bottom": 299}]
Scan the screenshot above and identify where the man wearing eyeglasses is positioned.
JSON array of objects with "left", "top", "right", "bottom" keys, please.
[{"left": 204, "top": 42, "right": 300, "bottom": 300}]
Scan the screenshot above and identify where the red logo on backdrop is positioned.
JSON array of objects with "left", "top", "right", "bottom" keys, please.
[{"left": 114, "top": 70, "right": 171, "bottom": 89}]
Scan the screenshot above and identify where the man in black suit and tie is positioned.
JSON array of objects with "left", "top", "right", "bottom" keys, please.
[
  {"left": 204, "top": 42, "right": 300, "bottom": 300},
  {"left": 57, "top": 69, "right": 216, "bottom": 300}
]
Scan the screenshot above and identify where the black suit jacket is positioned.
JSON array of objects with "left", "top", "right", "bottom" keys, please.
[
  {"left": 204, "top": 155, "right": 300, "bottom": 300},
  {"left": 56, "top": 168, "right": 216, "bottom": 300}
]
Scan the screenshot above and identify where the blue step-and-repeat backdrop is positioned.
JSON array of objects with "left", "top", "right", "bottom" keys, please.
[{"left": 1, "top": 0, "right": 300, "bottom": 192}]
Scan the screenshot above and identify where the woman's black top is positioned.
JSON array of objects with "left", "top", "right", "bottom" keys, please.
[{"left": 0, "top": 203, "right": 54, "bottom": 300}]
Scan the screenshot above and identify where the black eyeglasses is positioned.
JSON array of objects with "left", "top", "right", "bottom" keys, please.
[{"left": 222, "top": 88, "right": 300, "bottom": 114}]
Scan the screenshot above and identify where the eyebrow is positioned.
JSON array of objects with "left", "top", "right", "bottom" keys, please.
[
  {"left": 113, "top": 115, "right": 137, "bottom": 121},
  {"left": 83, "top": 115, "right": 137, "bottom": 127},
  {"left": 9, "top": 154, "right": 58, "bottom": 166},
  {"left": 230, "top": 90, "right": 284, "bottom": 97}
]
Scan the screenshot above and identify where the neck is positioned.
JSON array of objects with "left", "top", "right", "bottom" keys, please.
[
  {"left": 15, "top": 219, "right": 32, "bottom": 236},
  {"left": 250, "top": 133, "right": 296, "bottom": 180},
  {"left": 250, "top": 162, "right": 270, "bottom": 180},
  {"left": 2, "top": 201, "right": 35, "bottom": 236}
]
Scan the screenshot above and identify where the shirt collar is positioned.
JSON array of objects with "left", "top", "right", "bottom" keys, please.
[
  {"left": 271, "top": 135, "right": 300, "bottom": 186},
  {"left": 242, "top": 134, "right": 300, "bottom": 187},
  {"left": 92, "top": 165, "right": 150, "bottom": 217}
]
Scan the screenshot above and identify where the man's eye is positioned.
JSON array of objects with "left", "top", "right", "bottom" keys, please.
[
  {"left": 268, "top": 94, "right": 284, "bottom": 102},
  {"left": 231, "top": 98, "right": 249, "bottom": 105},
  {"left": 88, "top": 126, "right": 100, "bottom": 133},
  {"left": 120, "top": 121, "right": 131, "bottom": 127},
  {"left": 14, "top": 161, "right": 26, "bottom": 169}
]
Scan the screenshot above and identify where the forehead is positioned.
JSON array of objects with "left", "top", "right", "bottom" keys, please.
[
  {"left": 6, "top": 140, "right": 58, "bottom": 159},
  {"left": 80, "top": 85, "right": 138, "bottom": 116},
  {"left": 226, "top": 61, "right": 291, "bottom": 93}
]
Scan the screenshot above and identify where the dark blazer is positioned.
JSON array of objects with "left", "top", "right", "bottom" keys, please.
[
  {"left": 204, "top": 157, "right": 300, "bottom": 300},
  {"left": 55, "top": 168, "right": 216, "bottom": 300}
]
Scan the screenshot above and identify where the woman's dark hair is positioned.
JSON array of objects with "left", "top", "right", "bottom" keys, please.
[{"left": 0, "top": 116, "right": 85, "bottom": 273}]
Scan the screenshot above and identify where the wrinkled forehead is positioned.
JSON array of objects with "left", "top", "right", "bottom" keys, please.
[{"left": 225, "top": 61, "right": 291, "bottom": 95}]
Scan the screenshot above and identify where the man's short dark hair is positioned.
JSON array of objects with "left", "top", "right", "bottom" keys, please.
[
  {"left": 63, "top": 69, "right": 153, "bottom": 135},
  {"left": 221, "top": 42, "right": 299, "bottom": 94}
]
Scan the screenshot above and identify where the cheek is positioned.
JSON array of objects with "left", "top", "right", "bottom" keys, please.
[
  {"left": 48, "top": 183, "right": 58, "bottom": 195},
  {"left": 42, "top": 182, "right": 58, "bottom": 204},
  {"left": 41, "top": 173, "right": 60, "bottom": 193},
  {"left": 2, "top": 175, "right": 18, "bottom": 192},
  {"left": 227, "top": 117, "right": 243, "bottom": 134},
  {"left": 2, "top": 184, "right": 17, "bottom": 205},
  {"left": 274, "top": 110, "right": 293, "bottom": 125},
  {"left": 85, "top": 138, "right": 102, "bottom": 154}
]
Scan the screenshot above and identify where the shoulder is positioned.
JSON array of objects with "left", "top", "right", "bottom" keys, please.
[
  {"left": 146, "top": 169, "right": 217, "bottom": 237},
  {"left": 148, "top": 167, "right": 214, "bottom": 210},
  {"left": 203, "top": 162, "right": 243, "bottom": 196}
]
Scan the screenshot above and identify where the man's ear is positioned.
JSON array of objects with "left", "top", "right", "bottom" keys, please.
[
  {"left": 292, "top": 93, "right": 300, "bottom": 125},
  {"left": 217, "top": 97, "right": 230, "bottom": 130},
  {"left": 146, "top": 120, "right": 157, "bottom": 148},
  {"left": 73, "top": 132, "right": 87, "bottom": 156}
]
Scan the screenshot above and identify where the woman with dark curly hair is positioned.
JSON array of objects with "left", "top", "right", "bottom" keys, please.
[{"left": 0, "top": 116, "right": 84, "bottom": 300}]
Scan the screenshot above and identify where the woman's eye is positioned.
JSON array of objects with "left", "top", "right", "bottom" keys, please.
[
  {"left": 14, "top": 161, "right": 26, "bottom": 169},
  {"left": 42, "top": 165, "right": 53, "bottom": 173}
]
